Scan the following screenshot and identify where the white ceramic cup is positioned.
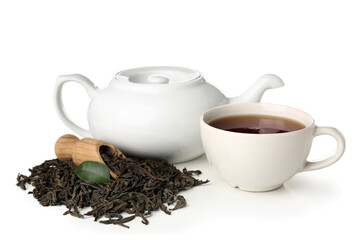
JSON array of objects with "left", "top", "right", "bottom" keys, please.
[{"left": 200, "top": 103, "right": 346, "bottom": 192}]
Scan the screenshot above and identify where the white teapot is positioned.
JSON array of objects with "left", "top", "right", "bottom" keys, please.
[{"left": 54, "top": 66, "right": 284, "bottom": 163}]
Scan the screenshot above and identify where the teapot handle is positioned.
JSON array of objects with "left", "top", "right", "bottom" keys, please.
[{"left": 54, "top": 74, "right": 98, "bottom": 137}]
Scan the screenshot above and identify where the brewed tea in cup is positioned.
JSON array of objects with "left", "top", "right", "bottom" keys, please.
[
  {"left": 200, "top": 103, "right": 346, "bottom": 192},
  {"left": 208, "top": 114, "right": 306, "bottom": 134}
]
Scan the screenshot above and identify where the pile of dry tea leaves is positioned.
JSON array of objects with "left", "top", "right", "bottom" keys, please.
[{"left": 16, "top": 150, "right": 209, "bottom": 228}]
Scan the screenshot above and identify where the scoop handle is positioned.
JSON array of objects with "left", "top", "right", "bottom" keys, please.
[
  {"left": 54, "top": 134, "right": 80, "bottom": 162},
  {"left": 54, "top": 74, "right": 98, "bottom": 137}
]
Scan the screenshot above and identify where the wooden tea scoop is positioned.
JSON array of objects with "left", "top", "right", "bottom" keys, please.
[{"left": 54, "top": 134, "right": 126, "bottom": 179}]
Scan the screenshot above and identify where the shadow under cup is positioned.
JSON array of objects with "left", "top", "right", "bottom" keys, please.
[{"left": 200, "top": 103, "right": 345, "bottom": 192}]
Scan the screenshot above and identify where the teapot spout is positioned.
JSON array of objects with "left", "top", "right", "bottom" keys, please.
[{"left": 229, "top": 74, "right": 284, "bottom": 103}]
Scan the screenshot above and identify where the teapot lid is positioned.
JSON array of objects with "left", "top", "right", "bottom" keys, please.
[{"left": 114, "top": 66, "right": 201, "bottom": 85}]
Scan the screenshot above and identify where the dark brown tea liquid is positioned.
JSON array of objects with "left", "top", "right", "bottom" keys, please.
[{"left": 209, "top": 114, "right": 306, "bottom": 134}]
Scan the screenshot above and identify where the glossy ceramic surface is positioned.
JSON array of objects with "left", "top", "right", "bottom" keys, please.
[
  {"left": 54, "top": 67, "right": 284, "bottom": 163},
  {"left": 200, "top": 103, "right": 346, "bottom": 191}
]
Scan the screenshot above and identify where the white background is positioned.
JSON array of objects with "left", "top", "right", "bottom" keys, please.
[{"left": 1, "top": 0, "right": 359, "bottom": 239}]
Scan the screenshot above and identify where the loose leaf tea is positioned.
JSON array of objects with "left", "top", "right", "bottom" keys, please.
[
  {"left": 16, "top": 149, "right": 208, "bottom": 228},
  {"left": 74, "top": 161, "right": 112, "bottom": 184}
]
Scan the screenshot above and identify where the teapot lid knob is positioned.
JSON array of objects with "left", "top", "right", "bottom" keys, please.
[
  {"left": 114, "top": 67, "right": 202, "bottom": 85},
  {"left": 147, "top": 74, "right": 170, "bottom": 84},
  {"left": 115, "top": 75, "right": 129, "bottom": 82}
]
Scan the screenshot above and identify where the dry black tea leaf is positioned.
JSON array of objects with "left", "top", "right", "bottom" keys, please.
[{"left": 16, "top": 149, "right": 209, "bottom": 228}]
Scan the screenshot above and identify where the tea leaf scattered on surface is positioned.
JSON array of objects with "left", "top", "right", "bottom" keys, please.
[{"left": 16, "top": 152, "right": 209, "bottom": 228}]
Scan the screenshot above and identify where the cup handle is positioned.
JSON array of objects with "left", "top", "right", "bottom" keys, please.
[
  {"left": 302, "top": 126, "right": 346, "bottom": 172},
  {"left": 54, "top": 74, "right": 98, "bottom": 137}
]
